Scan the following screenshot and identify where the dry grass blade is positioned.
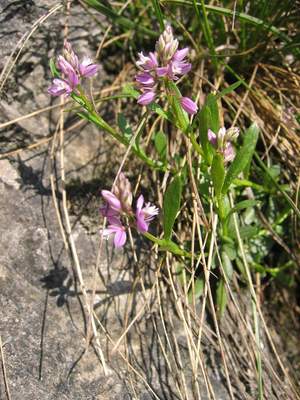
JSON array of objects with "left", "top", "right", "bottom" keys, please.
[
  {"left": 0, "top": 336, "right": 11, "bottom": 400},
  {"left": 0, "top": 3, "right": 63, "bottom": 94}
]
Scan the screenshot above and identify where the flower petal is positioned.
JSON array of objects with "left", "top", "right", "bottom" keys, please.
[
  {"left": 136, "top": 216, "right": 149, "bottom": 233},
  {"left": 101, "top": 190, "right": 122, "bottom": 211},
  {"left": 137, "top": 91, "right": 156, "bottom": 106},
  {"left": 114, "top": 229, "right": 127, "bottom": 247},
  {"left": 173, "top": 47, "right": 189, "bottom": 61},
  {"left": 208, "top": 129, "right": 217, "bottom": 146},
  {"left": 136, "top": 72, "right": 155, "bottom": 86},
  {"left": 156, "top": 67, "right": 168, "bottom": 77},
  {"left": 180, "top": 97, "right": 198, "bottom": 115},
  {"left": 136, "top": 194, "right": 144, "bottom": 213}
]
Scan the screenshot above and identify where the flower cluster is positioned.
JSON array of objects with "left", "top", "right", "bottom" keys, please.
[
  {"left": 208, "top": 127, "right": 239, "bottom": 163},
  {"left": 48, "top": 41, "right": 99, "bottom": 97},
  {"left": 135, "top": 25, "right": 198, "bottom": 115},
  {"left": 100, "top": 173, "right": 159, "bottom": 248}
]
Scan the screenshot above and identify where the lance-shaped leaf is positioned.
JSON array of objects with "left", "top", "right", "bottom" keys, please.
[
  {"left": 198, "top": 94, "right": 219, "bottom": 164},
  {"left": 211, "top": 153, "right": 225, "bottom": 197},
  {"left": 216, "top": 278, "right": 227, "bottom": 318},
  {"left": 154, "top": 131, "right": 167, "bottom": 162},
  {"left": 222, "top": 123, "right": 259, "bottom": 194},
  {"left": 163, "top": 175, "right": 182, "bottom": 240}
]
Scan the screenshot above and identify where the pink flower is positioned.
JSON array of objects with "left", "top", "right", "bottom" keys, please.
[
  {"left": 173, "top": 48, "right": 189, "bottom": 61},
  {"left": 135, "top": 25, "right": 194, "bottom": 113},
  {"left": 223, "top": 143, "right": 235, "bottom": 163},
  {"left": 207, "top": 127, "right": 239, "bottom": 163},
  {"left": 180, "top": 97, "right": 198, "bottom": 115},
  {"left": 78, "top": 56, "right": 99, "bottom": 78},
  {"left": 101, "top": 190, "right": 122, "bottom": 211},
  {"left": 101, "top": 217, "right": 127, "bottom": 248},
  {"left": 136, "top": 52, "right": 158, "bottom": 70},
  {"left": 137, "top": 91, "right": 156, "bottom": 106},
  {"left": 136, "top": 72, "right": 156, "bottom": 86},
  {"left": 47, "top": 78, "right": 73, "bottom": 97},
  {"left": 49, "top": 41, "right": 99, "bottom": 97},
  {"left": 135, "top": 195, "right": 159, "bottom": 233},
  {"left": 100, "top": 173, "right": 133, "bottom": 219},
  {"left": 207, "top": 129, "right": 218, "bottom": 146}
]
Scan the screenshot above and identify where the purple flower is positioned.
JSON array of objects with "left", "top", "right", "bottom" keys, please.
[
  {"left": 101, "top": 216, "right": 127, "bottom": 248},
  {"left": 135, "top": 195, "right": 159, "bottom": 233},
  {"left": 136, "top": 72, "right": 156, "bottom": 86},
  {"left": 136, "top": 52, "right": 158, "bottom": 70},
  {"left": 173, "top": 48, "right": 189, "bottom": 61},
  {"left": 171, "top": 60, "right": 191, "bottom": 78},
  {"left": 137, "top": 91, "right": 156, "bottom": 106},
  {"left": 57, "top": 56, "right": 75, "bottom": 77},
  {"left": 47, "top": 78, "right": 73, "bottom": 97},
  {"left": 223, "top": 143, "right": 235, "bottom": 163},
  {"left": 100, "top": 174, "right": 159, "bottom": 247},
  {"left": 78, "top": 56, "right": 99, "bottom": 78},
  {"left": 100, "top": 173, "right": 133, "bottom": 218},
  {"left": 207, "top": 127, "right": 239, "bottom": 163},
  {"left": 208, "top": 129, "right": 218, "bottom": 146},
  {"left": 49, "top": 41, "right": 99, "bottom": 97},
  {"left": 135, "top": 24, "right": 194, "bottom": 111},
  {"left": 63, "top": 41, "right": 99, "bottom": 78},
  {"left": 180, "top": 97, "right": 198, "bottom": 115},
  {"left": 101, "top": 190, "right": 122, "bottom": 214}
]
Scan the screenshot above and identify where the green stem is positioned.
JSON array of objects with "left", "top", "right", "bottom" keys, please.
[
  {"left": 72, "top": 91, "right": 166, "bottom": 171},
  {"left": 143, "top": 232, "right": 192, "bottom": 258},
  {"left": 217, "top": 195, "right": 228, "bottom": 236}
]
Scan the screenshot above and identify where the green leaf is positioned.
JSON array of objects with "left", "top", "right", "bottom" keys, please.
[
  {"left": 163, "top": 1, "right": 293, "bottom": 45},
  {"left": 84, "top": 0, "right": 156, "bottom": 37},
  {"left": 239, "top": 225, "right": 259, "bottom": 239},
  {"left": 223, "top": 243, "right": 237, "bottom": 261},
  {"left": 217, "top": 80, "right": 243, "bottom": 98},
  {"left": 206, "top": 94, "right": 220, "bottom": 133},
  {"left": 211, "top": 153, "right": 225, "bottom": 197},
  {"left": 149, "top": 102, "right": 172, "bottom": 121},
  {"left": 222, "top": 123, "right": 259, "bottom": 194},
  {"left": 188, "top": 278, "right": 204, "bottom": 302},
  {"left": 163, "top": 176, "right": 182, "bottom": 240},
  {"left": 117, "top": 113, "right": 132, "bottom": 141},
  {"left": 221, "top": 251, "right": 233, "bottom": 280},
  {"left": 198, "top": 94, "right": 220, "bottom": 164},
  {"left": 226, "top": 199, "right": 260, "bottom": 219},
  {"left": 198, "top": 105, "right": 212, "bottom": 163},
  {"left": 121, "top": 83, "right": 139, "bottom": 99},
  {"left": 216, "top": 279, "right": 227, "bottom": 318},
  {"left": 154, "top": 131, "right": 167, "bottom": 162},
  {"left": 151, "top": 0, "right": 164, "bottom": 30},
  {"left": 158, "top": 239, "right": 188, "bottom": 256},
  {"left": 49, "top": 59, "right": 59, "bottom": 78}
]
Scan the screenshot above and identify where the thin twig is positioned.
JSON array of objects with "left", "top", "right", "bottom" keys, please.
[{"left": 0, "top": 335, "right": 11, "bottom": 400}]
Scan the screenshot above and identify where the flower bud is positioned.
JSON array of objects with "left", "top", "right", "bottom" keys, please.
[
  {"left": 156, "top": 25, "right": 179, "bottom": 62},
  {"left": 113, "top": 173, "right": 133, "bottom": 213},
  {"left": 63, "top": 40, "right": 79, "bottom": 71}
]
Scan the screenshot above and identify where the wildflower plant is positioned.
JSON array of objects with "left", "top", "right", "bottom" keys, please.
[{"left": 48, "top": 24, "right": 261, "bottom": 310}]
